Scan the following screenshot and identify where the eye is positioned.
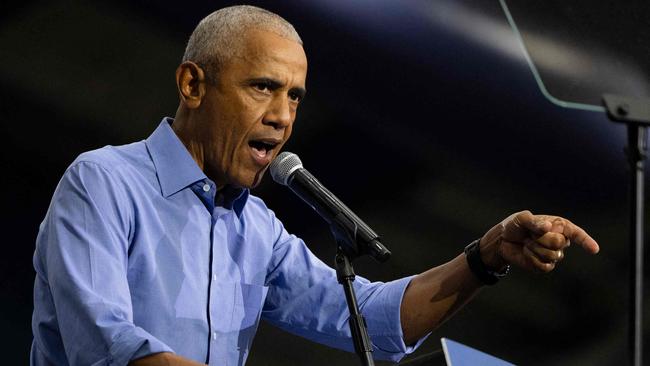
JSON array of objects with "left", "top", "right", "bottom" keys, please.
[
  {"left": 252, "top": 82, "right": 272, "bottom": 93},
  {"left": 288, "top": 92, "right": 302, "bottom": 103}
]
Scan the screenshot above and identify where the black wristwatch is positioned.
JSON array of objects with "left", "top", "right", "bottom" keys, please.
[{"left": 464, "top": 239, "right": 510, "bottom": 285}]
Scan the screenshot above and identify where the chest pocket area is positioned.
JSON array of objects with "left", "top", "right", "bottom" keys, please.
[
  {"left": 229, "top": 282, "right": 268, "bottom": 356},
  {"left": 211, "top": 282, "right": 269, "bottom": 358},
  {"left": 232, "top": 282, "right": 268, "bottom": 330}
]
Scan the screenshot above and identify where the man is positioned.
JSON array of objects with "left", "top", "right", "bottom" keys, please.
[{"left": 31, "top": 5, "right": 599, "bottom": 366}]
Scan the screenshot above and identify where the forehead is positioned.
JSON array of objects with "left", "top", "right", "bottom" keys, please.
[{"left": 223, "top": 29, "right": 308, "bottom": 83}]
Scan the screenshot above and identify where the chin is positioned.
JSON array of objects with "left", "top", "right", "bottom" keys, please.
[
  {"left": 249, "top": 171, "right": 266, "bottom": 189},
  {"left": 232, "top": 168, "right": 267, "bottom": 189}
]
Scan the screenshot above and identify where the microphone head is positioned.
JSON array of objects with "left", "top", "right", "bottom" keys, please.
[{"left": 270, "top": 152, "right": 303, "bottom": 186}]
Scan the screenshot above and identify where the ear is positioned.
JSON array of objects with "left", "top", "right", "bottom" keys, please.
[{"left": 175, "top": 61, "right": 207, "bottom": 109}]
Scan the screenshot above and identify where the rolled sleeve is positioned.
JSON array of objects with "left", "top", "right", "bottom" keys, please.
[
  {"left": 32, "top": 160, "right": 172, "bottom": 365},
  {"left": 359, "top": 276, "right": 429, "bottom": 361},
  {"left": 105, "top": 327, "right": 173, "bottom": 366},
  {"left": 262, "top": 210, "right": 427, "bottom": 363}
]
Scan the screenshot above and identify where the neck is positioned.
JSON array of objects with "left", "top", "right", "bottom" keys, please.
[
  {"left": 172, "top": 108, "right": 226, "bottom": 189},
  {"left": 172, "top": 108, "right": 204, "bottom": 168}
]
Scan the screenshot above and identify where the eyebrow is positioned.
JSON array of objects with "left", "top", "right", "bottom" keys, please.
[{"left": 247, "top": 77, "right": 307, "bottom": 99}]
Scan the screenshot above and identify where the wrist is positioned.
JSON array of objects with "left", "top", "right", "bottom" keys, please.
[
  {"left": 478, "top": 222, "right": 510, "bottom": 271},
  {"left": 479, "top": 236, "right": 509, "bottom": 272},
  {"left": 465, "top": 239, "right": 510, "bottom": 285}
]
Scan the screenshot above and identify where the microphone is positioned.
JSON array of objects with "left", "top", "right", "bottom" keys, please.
[{"left": 270, "top": 152, "right": 391, "bottom": 262}]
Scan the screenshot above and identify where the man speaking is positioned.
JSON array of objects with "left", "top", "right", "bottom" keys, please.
[{"left": 30, "top": 5, "right": 599, "bottom": 366}]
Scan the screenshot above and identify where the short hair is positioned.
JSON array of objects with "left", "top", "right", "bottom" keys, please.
[{"left": 182, "top": 5, "right": 302, "bottom": 82}]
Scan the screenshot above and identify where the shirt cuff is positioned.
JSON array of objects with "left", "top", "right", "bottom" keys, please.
[
  {"left": 362, "top": 275, "right": 430, "bottom": 362},
  {"left": 103, "top": 326, "right": 174, "bottom": 366}
]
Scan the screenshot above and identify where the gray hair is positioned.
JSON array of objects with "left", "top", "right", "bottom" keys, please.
[{"left": 182, "top": 5, "right": 302, "bottom": 82}]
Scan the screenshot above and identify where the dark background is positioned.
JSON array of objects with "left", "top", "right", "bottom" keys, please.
[{"left": 1, "top": 0, "right": 648, "bottom": 365}]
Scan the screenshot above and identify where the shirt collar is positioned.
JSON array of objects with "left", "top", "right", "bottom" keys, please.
[
  {"left": 145, "top": 117, "right": 249, "bottom": 216},
  {"left": 223, "top": 185, "right": 249, "bottom": 217},
  {"left": 145, "top": 117, "right": 207, "bottom": 197}
]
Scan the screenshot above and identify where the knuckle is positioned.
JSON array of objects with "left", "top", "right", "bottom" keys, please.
[
  {"left": 551, "top": 235, "right": 566, "bottom": 248},
  {"left": 537, "top": 232, "right": 565, "bottom": 249}
]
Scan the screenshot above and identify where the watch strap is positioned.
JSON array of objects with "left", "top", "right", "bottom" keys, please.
[{"left": 464, "top": 239, "right": 510, "bottom": 285}]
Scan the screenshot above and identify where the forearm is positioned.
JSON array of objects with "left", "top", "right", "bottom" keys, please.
[
  {"left": 129, "top": 352, "right": 207, "bottom": 366},
  {"left": 400, "top": 253, "right": 483, "bottom": 344},
  {"left": 400, "top": 211, "right": 600, "bottom": 345}
]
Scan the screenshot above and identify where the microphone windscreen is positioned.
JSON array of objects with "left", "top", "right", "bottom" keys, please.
[{"left": 270, "top": 152, "right": 303, "bottom": 186}]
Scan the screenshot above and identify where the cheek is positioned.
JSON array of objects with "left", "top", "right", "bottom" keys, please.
[
  {"left": 223, "top": 110, "right": 260, "bottom": 151},
  {"left": 236, "top": 101, "right": 268, "bottom": 137},
  {"left": 237, "top": 90, "right": 267, "bottom": 119},
  {"left": 284, "top": 123, "right": 294, "bottom": 140}
]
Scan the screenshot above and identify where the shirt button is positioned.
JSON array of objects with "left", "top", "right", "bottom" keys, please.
[
  {"left": 202, "top": 184, "right": 210, "bottom": 192},
  {"left": 212, "top": 332, "right": 217, "bottom": 340},
  {"left": 212, "top": 274, "right": 217, "bottom": 281}
]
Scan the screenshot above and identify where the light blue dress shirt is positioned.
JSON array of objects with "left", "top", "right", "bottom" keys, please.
[{"left": 31, "top": 118, "right": 421, "bottom": 366}]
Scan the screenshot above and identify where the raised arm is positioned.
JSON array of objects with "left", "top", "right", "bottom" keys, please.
[{"left": 399, "top": 210, "right": 599, "bottom": 344}]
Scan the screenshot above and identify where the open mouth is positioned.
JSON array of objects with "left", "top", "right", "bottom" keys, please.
[{"left": 248, "top": 139, "right": 280, "bottom": 160}]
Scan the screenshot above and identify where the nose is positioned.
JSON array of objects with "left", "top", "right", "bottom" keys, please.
[{"left": 263, "top": 95, "right": 293, "bottom": 130}]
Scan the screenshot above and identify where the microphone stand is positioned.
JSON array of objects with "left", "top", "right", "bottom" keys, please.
[
  {"left": 330, "top": 224, "right": 379, "bottom": 366},
  {"left": 603, "top": 94, "right": 649, "bottom": 366}
]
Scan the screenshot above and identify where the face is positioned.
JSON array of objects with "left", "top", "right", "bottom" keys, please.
[{"left": 196, "top": 29, "right": 307, "bottom": 189}]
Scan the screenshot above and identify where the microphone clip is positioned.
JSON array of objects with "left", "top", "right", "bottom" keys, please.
[{"left": 329, "top": 217, "right": 391, "bottom": 263}]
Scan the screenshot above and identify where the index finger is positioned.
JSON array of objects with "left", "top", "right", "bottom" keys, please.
[{"left": 555, "top": 218, "right": 600, "bottom": 254}]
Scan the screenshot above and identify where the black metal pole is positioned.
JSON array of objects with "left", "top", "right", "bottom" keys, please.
[
  {"left": 626, "top": 124, "right": 646, "bottom": 366},
  {"left": 334, "top": 248, "right": 375, "bottom": 366},
  {"left": 602, "top": 95, "right": 650, "bottom": 366}
]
